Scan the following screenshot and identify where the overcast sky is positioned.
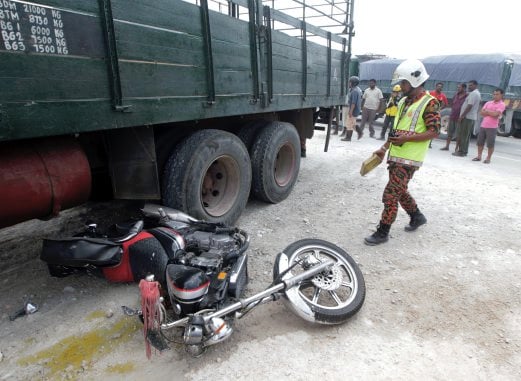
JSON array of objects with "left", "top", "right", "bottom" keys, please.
[{"left": 352, "top": 0, "right": 519, "bottom": 59}]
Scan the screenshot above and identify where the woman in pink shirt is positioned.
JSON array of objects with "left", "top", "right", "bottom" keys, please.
[{"left": 472, "top": 89, "right": 506, "bottom": 164}]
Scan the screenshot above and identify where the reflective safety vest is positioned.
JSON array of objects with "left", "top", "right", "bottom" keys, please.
[
  {"left": 389, "top": 93, "right": 434, "bottom": 167},
  {"left": 385, "top": 95, "right": 399, "bottom": 117}
]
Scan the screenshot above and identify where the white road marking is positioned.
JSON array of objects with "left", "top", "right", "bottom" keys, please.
[{"left": 494, "top": 155, "right": 521, "bottom": 162}]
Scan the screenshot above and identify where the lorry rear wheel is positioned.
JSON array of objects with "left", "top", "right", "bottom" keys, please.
[
  {"left": 237, "top": 120, "right": 268, "bottom": 151},
  {"left": 250, "top": 121, "right": 300, "bottom": 203},
  {"left": 439, "top": 108, "right": 451, "bottom": 139},
  {"left": 497, "top": 114, "right": 510, "bottom": 137},
  {"left": 513, "top": 119, "right": 521, "bottom": 138},
  {"left": 162, "top": 130, "right": 251, "bottom": 225},
  {"left": 497, "top": 123, "right": 510, "bottom": 137}
]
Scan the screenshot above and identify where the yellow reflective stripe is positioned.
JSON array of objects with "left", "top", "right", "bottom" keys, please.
[
  {"left": 408, "top": 96, "right": 432, "bottom": 132},
  {"left": 388, "top": 156, "right": 423, "bottom": 167}
]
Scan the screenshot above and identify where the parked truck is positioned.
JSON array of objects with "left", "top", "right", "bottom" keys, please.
[
  {"left": 359, "top": 53, "right": 521, "bottom": 138},
  {"left": 0, "top": 0, "right": 354, "bottom": 228}
]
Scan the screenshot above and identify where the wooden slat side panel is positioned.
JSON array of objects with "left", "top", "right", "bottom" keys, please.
[
  {"left": 115, "top": 23, "right": 205, "bottom": 66},
  {"left": 119, "top": 63, "right": 253, "bottom": 98},
  {"left": 271, "top": 31, "right": 303, "bottom": 87},
  {"left": 115, "top": 23, "right": 251, "bottom": 71},
  {"left": 118, "top": 62, "right": 207, "bottom": 98},
  {"left": 207, "top": 8, "right": 251, "bottom": 47},
  {"left": 111, "top": 0, "right": 202, "bottom": 37},
  {"left": 0, "top": 54, "right": 110, "bottom": 102},
  {"left": 214, "top": 70, "right": 253, "bottom": 95},
  {"left": 272, "top": 70, "right": 302, "bottom": 95},
  {"left": 115, "top": 1, "right": 254, "bottom": 99}
]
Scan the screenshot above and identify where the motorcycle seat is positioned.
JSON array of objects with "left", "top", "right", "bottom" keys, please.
[
  {"left": 41, "top": 237, "right": 123, "bottom": 267},
  {"left": 40, "top": 221, "right": 144, "bottom": 267}
]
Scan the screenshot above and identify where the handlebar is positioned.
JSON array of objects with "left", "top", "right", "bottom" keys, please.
[{"left": 111, "top": 220, "right": 144, "bottom": 243}]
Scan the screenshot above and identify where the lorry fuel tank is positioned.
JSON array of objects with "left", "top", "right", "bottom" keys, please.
[{"left": 0, "top": 137, "right": 91, "bottom": 228}]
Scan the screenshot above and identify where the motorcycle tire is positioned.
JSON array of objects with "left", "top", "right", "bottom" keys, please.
[{"left": 273, "top": 239, "right": 365, "bottom": 325}]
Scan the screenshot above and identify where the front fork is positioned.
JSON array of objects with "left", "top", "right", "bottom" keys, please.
[{"left": 127, "top": 258, "right": 335, "bottom": 356}]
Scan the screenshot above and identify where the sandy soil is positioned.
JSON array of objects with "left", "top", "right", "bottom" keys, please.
[{"left": 1, "top": 129, "right": 520, "bottom": 380}]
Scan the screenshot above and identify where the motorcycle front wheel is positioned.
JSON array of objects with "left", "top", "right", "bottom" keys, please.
[{"left": 273, "top": 239, "right": 365, "bottom": 325}]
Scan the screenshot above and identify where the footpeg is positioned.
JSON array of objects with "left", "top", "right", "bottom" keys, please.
[{"left": 146, "top": 329, "right": 170, "bottom": 352}]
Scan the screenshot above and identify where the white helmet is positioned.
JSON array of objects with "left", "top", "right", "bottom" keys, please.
[{"left": 392, "top": 59, "right": 429, "bottom": 88}]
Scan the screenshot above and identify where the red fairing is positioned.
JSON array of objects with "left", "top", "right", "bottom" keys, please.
[{"left": 102, "top": 231, "right": 155, "bottom": 282}]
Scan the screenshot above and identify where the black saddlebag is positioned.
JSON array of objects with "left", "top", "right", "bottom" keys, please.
[{"left": 41, "top": 238, "right": 122, "bottom": 277}]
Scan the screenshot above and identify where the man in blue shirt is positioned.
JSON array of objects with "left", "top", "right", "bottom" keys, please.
[{"left": 341, "top": 76, "right": 363, "bottom": 141}]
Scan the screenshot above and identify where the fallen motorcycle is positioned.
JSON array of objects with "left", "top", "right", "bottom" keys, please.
[{"left": 40, "top": 204, "right": 366, "bottom": 357}]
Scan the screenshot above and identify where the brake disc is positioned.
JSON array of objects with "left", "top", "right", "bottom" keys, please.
[{"left": 311, "top": 263, "right": 343, "bottom": 291}]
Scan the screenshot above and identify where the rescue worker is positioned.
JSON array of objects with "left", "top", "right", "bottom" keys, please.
[
  {"left": 365, "top": 59, "right": 441, "bottom": 245},
  {"left": 378, "top": 84, "right": 402, "bottom": 140}
]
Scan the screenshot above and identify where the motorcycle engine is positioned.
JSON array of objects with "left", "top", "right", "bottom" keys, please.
[
  {"left": 168, "top": 230, "right": 239, "bottom": 315},
  {"left": 182, "top": 231, "right": 237, "bottom": 270}
]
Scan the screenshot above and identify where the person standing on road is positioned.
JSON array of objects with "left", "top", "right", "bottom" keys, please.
[
  {"left": 340, "top": 76, "right": 363, "bottom": 142},
  {"left": 378, "top": 84, "right": 402, "bottom": 140},
  {"left": 356, "top": 79, "right": 384, "bottom": 139},
  {"left": 472, "top": 88, "right": 505, "bottom": 164},
  {"left": 453, "top": 80, "right": 481, "bottom": 157},
  {"left": 365, "top": 59, "right": 440, "bottom": 246},
  {"left": 440, "top": 83, "right": 467, "bottom": 151},
  {"left": 429, "top": 82, "right": 448, "bottom": 108}
]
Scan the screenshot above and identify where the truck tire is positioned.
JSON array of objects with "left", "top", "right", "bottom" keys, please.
[
  {"left": 497, "top": 124, "right": 510, "bottom": 137},
  {"left": 250, "top": 121, "right": 300, "bottom": 203},
  {"left": 513, "top": 119, "right": 521, "bottom": 138},
  {"left": 237, "top": 120, "right": 270, "bottom": 153},
  {"left": 439, "top": 108, "right": 451, "bottom": 139},
  {"left": 497, "top": 113, "right": 510, "bottom": 137},
  {"left": 162, "top": 129, "right": 251, "bottom": 225}
]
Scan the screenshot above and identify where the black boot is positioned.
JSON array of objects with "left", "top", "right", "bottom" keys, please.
[
  {"left": 339, "top": 127, "right": 346, "bottom": 137},
  {"left": 341, "top": 130, "right": 353, "bottom": 141},
  {"left": 356, "top": 125, "right": 363, "bottom": 140},
  {"left": 332, "top": 125, "right": 339, "bottom": 135},
  {"left": 364, "top": 223, "right": 390, "bottom": 246},
  {"left": 405, "top": 210, "right": 427, "bottom": 231}
]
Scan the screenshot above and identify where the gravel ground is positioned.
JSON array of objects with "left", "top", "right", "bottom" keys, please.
[{"left": 1, "top": 129, "right": 520, "bottom": 380}]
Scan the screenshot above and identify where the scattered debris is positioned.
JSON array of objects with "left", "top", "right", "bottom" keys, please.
[{"left": 9, "top": 302, "right": 39, "bottom": 321}]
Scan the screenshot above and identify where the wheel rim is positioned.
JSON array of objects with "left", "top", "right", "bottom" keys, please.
[
  {"left": 287, "top": 245, "right": 359, "bottom": 310},
  {"left": 201, "top": 155, "right": 240, "bottom": 217},
  {"left": 274, "top": 142, "right": 295, "bottom": 187}
]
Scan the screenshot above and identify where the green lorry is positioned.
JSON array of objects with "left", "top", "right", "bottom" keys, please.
[{"left": 0, "top": 0, "right": 354, "bottom": 228}]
